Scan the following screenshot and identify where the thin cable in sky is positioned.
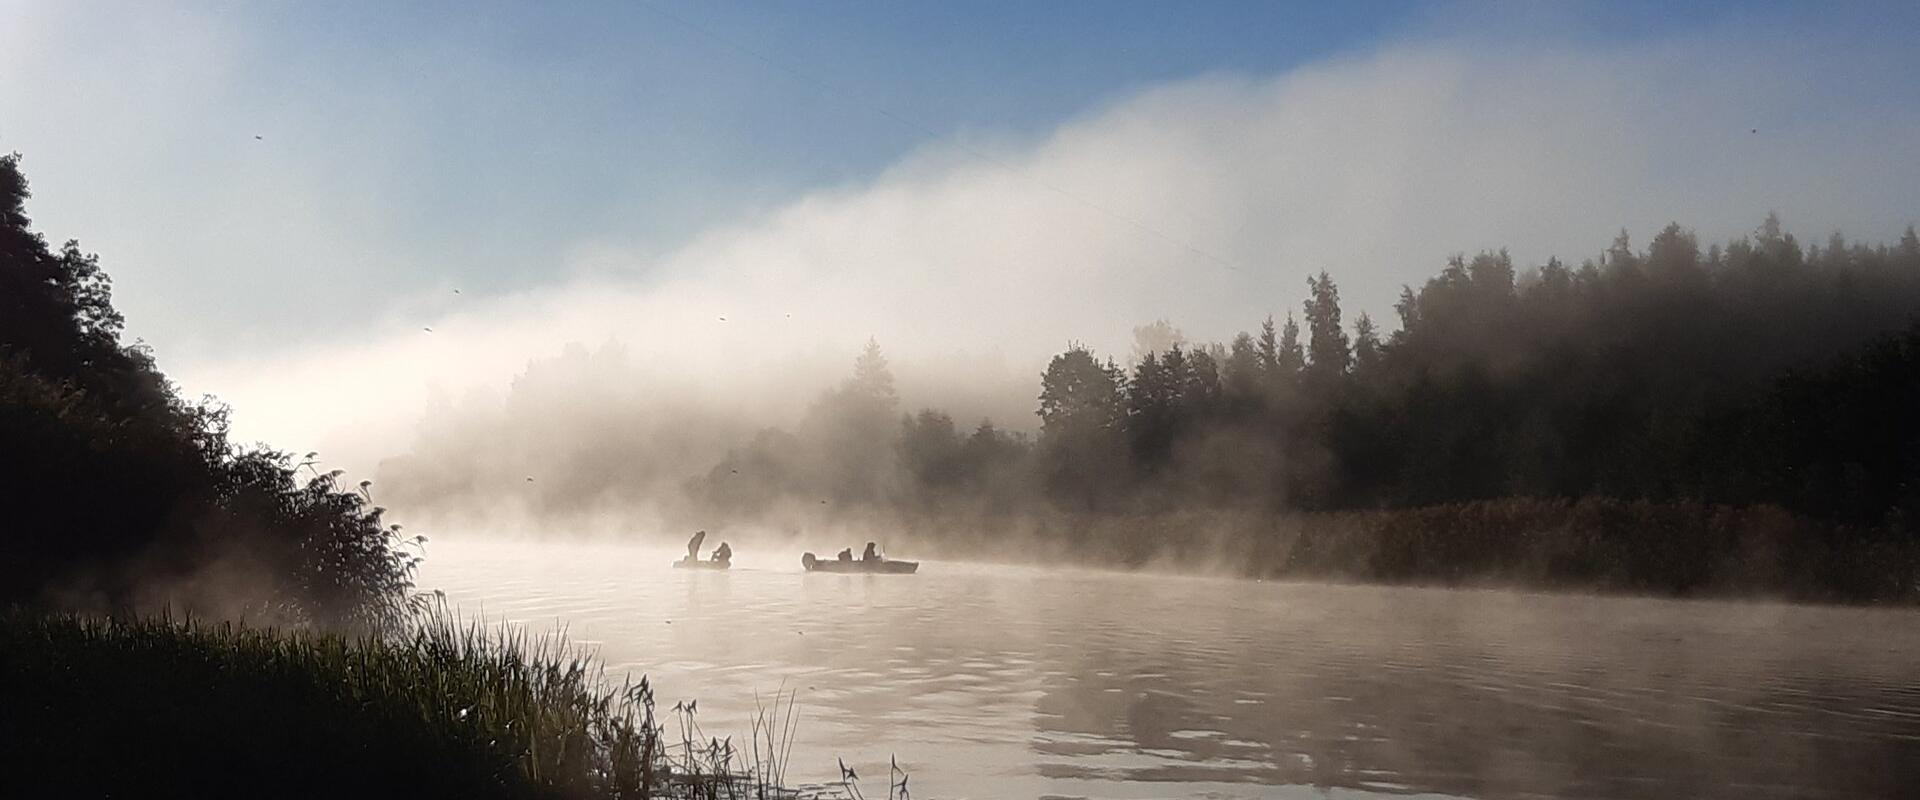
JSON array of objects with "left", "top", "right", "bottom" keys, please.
[{"left": 634, "top": 0, "right": 1252, "bottom": 276}]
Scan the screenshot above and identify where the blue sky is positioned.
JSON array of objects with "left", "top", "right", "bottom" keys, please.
[
  {"left": 5, "top": 1, "right": 1919, "bottom": 464},
  {"left": 137, "top": 1, "right": 1442, "bottom": 316},
  {"left": 7, "top": 0, "right": 1890, "bottom": 350},
  {"left": 210, "top": 0, "right": 1857, "bottom": 269}
]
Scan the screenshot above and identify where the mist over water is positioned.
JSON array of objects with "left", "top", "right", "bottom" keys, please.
[
  {"left": 10, "top": 4, "right": 1920, "bottom": 798},
  {"left": 425, "top": 538, "right": 1920, "bottom": 800}
]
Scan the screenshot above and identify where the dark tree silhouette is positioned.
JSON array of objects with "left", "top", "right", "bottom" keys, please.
[
  {"left": 0, "top": 154, "right": 415, "bottom": 627},
  {"left": 1303, "top": 272, "right": 1350, "bottom": 387},
  {"left": 1036, "top": 346, "right": 1129, "bottom": 510}
]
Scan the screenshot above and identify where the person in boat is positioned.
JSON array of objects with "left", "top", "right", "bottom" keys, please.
[
  {"left": 862, "top": 541, "right": 881, "bottom": 562},
  {"left": 686, "top": 530, "right": 707, "bottom": 562},
  {"left": 837, "top": 548, "right": 853, "bottom": 562},
  {"left": 711, "top": 542, "right": 732, "bottom": 566}
]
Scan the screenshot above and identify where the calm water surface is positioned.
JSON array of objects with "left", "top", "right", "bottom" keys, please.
[{"left": 421, "top": 539, "right": 1920, "bottom": 799}]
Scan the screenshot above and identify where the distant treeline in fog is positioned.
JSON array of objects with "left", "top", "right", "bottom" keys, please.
[
  {"left": 687, "top": 216, "right": 1920, "bottom": 518},
  {"left": 708, "top": 216, "right": 1920, "bottom": 600},
  {"left": 381, "top": 215, "right": 1920, "bottom": 600}
]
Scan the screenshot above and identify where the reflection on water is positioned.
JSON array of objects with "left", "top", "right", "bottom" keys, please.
[{"left": 420, "top": 540, "right": 1920, "bottom": 799}]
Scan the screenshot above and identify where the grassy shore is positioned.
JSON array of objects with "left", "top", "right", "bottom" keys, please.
[{"left": 0, "top": 610, "right": 860, "bottom": 799}]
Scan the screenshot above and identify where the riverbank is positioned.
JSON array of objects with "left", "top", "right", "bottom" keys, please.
[
  {"left": 0, "top": 610, "right": 860, "bottom": 799},
  {"left": 893, "top": 497, "right": 1920, "bottom": 604}
]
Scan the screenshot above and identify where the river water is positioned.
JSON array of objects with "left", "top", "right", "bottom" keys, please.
[{"left": 420, "top": 539, "right": 1920, "bottom": 799}]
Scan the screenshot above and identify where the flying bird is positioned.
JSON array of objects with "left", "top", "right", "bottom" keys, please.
[
  {"left": 453, "top": 288, "right": 461, "bottom": 294},
  {"left": 253, "top": 135, "right": 263, "bottom": 140},
  {"left": 423, "top": 326, "right": 433, "bottom": 333},
  {"left": 525, "top": 476, "right": 534, "bottom": 482},
  {"left": 1750, "top": 128, "right": 1758, "bottom": 134},
  {"left": 718, "top": 316, "right": 727, "bottom": 321}
]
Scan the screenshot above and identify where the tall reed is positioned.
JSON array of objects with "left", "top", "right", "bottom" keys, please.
[{"left": 0, "top": 609, "right": 882, "bottom": 798}]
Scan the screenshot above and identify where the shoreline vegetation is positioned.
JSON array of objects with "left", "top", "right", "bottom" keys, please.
[
  {"left": 896, "top": 497, "right": 1917, "bottom": 604},
  {"left": 1, "top": 153, "right": 902, "bottom": 798},
  {"left": 2, "top": 152, "right": 418, "bottom": 626},
  {"left": 0, "top": 609, "right": 893, "bottom": 799}
]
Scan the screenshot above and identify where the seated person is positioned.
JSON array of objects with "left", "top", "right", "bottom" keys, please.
[
  {"left": 862, "top": 542, "right": 880, "bottom": 561},
  {"left": 837, "top": 548, "right": 853, "bottom": 562},
  {"left": 712, "top": 542, "right": 732, "bottom": 565}
]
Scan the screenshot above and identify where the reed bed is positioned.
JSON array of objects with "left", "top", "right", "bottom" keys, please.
[{"left": 0, "top": 609, "right": 898, "bottom": 799}]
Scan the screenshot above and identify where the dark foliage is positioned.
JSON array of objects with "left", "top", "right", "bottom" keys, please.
[{"left": 0, "top": 154, "right": 416, "bottom": 627}]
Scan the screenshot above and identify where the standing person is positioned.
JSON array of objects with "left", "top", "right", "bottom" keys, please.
[{"left": 686, "top": 530, "right": 707, "bottom": 562}]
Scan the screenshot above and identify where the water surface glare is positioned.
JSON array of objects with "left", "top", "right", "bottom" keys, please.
[{"left": 421, "top": 539, "right": 1920, "bottom": 799}]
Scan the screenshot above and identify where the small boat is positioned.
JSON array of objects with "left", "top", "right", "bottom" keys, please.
[
  {"left": 801, "top": 552, "right": 918, "bottom": 574},
  {"left": 673, "top": 557, "right": 731, "bottom": 570}
]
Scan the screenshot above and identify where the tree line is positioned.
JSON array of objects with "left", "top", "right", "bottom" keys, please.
[
  {"left": 695, "top": 215, "right": 1920, "bottom": 598},
  {"left": 1020, "top": 217, "right": 1920, "bottom": 522}
]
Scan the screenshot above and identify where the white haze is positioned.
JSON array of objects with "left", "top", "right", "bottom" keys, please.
[{"left": 127, "top": 24, "right": 1920, "bottom": 477}]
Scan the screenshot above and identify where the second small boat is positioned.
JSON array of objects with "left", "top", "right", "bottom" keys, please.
[
  {"left": 801, "top": 552, "right": 918, "bottom": 574},
  {"left": 675, "top": 531, "right": 732, "bottom": 569}
]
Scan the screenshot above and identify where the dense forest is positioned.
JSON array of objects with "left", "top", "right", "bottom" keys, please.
[
  {"left": 672, "top": 217, "right": 1920, "bottom": 600},
  {"left": 0, "top": 154, "right": 417, "bottom": 626}
]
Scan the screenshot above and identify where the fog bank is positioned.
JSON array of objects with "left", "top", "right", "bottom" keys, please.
[{"left": 165, "top": 23, "right": 1920, "bottom": 482}]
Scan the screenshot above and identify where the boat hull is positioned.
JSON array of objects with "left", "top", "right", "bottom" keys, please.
[
  {"left": 803, "top": 559, "right": 918, "bottom": 574},
  {"left": 672, "top": 558, "right": 731, "bottom": 570}
]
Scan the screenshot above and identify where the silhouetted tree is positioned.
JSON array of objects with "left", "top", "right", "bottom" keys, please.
[
  {"left": 1222, "top": 332, "right": 1263, "bottom": 413},
  {"left": 801, "top": 338, "right": 901, "bottom": 503},
  {"left": 1351, "top": 313, "right": 1382, "bottom": 377},
  {"left": 1276, "top": 312, "right": 1307, "bottom": 377},
  {"left": 1036, "top": 346, "right": 1128, "bottom": 509},
  {"left": 959, "top": 420, "right": 1030, "bottom": 490},
  {"left": 0, "top": 154, "right": 414, "bottom": 626},
  {"left": 900, "top": 409, "right": 964, "bottom": 493},
  {"left": 1303, "top": 272, "right": 1350, "bottom": 386}
]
